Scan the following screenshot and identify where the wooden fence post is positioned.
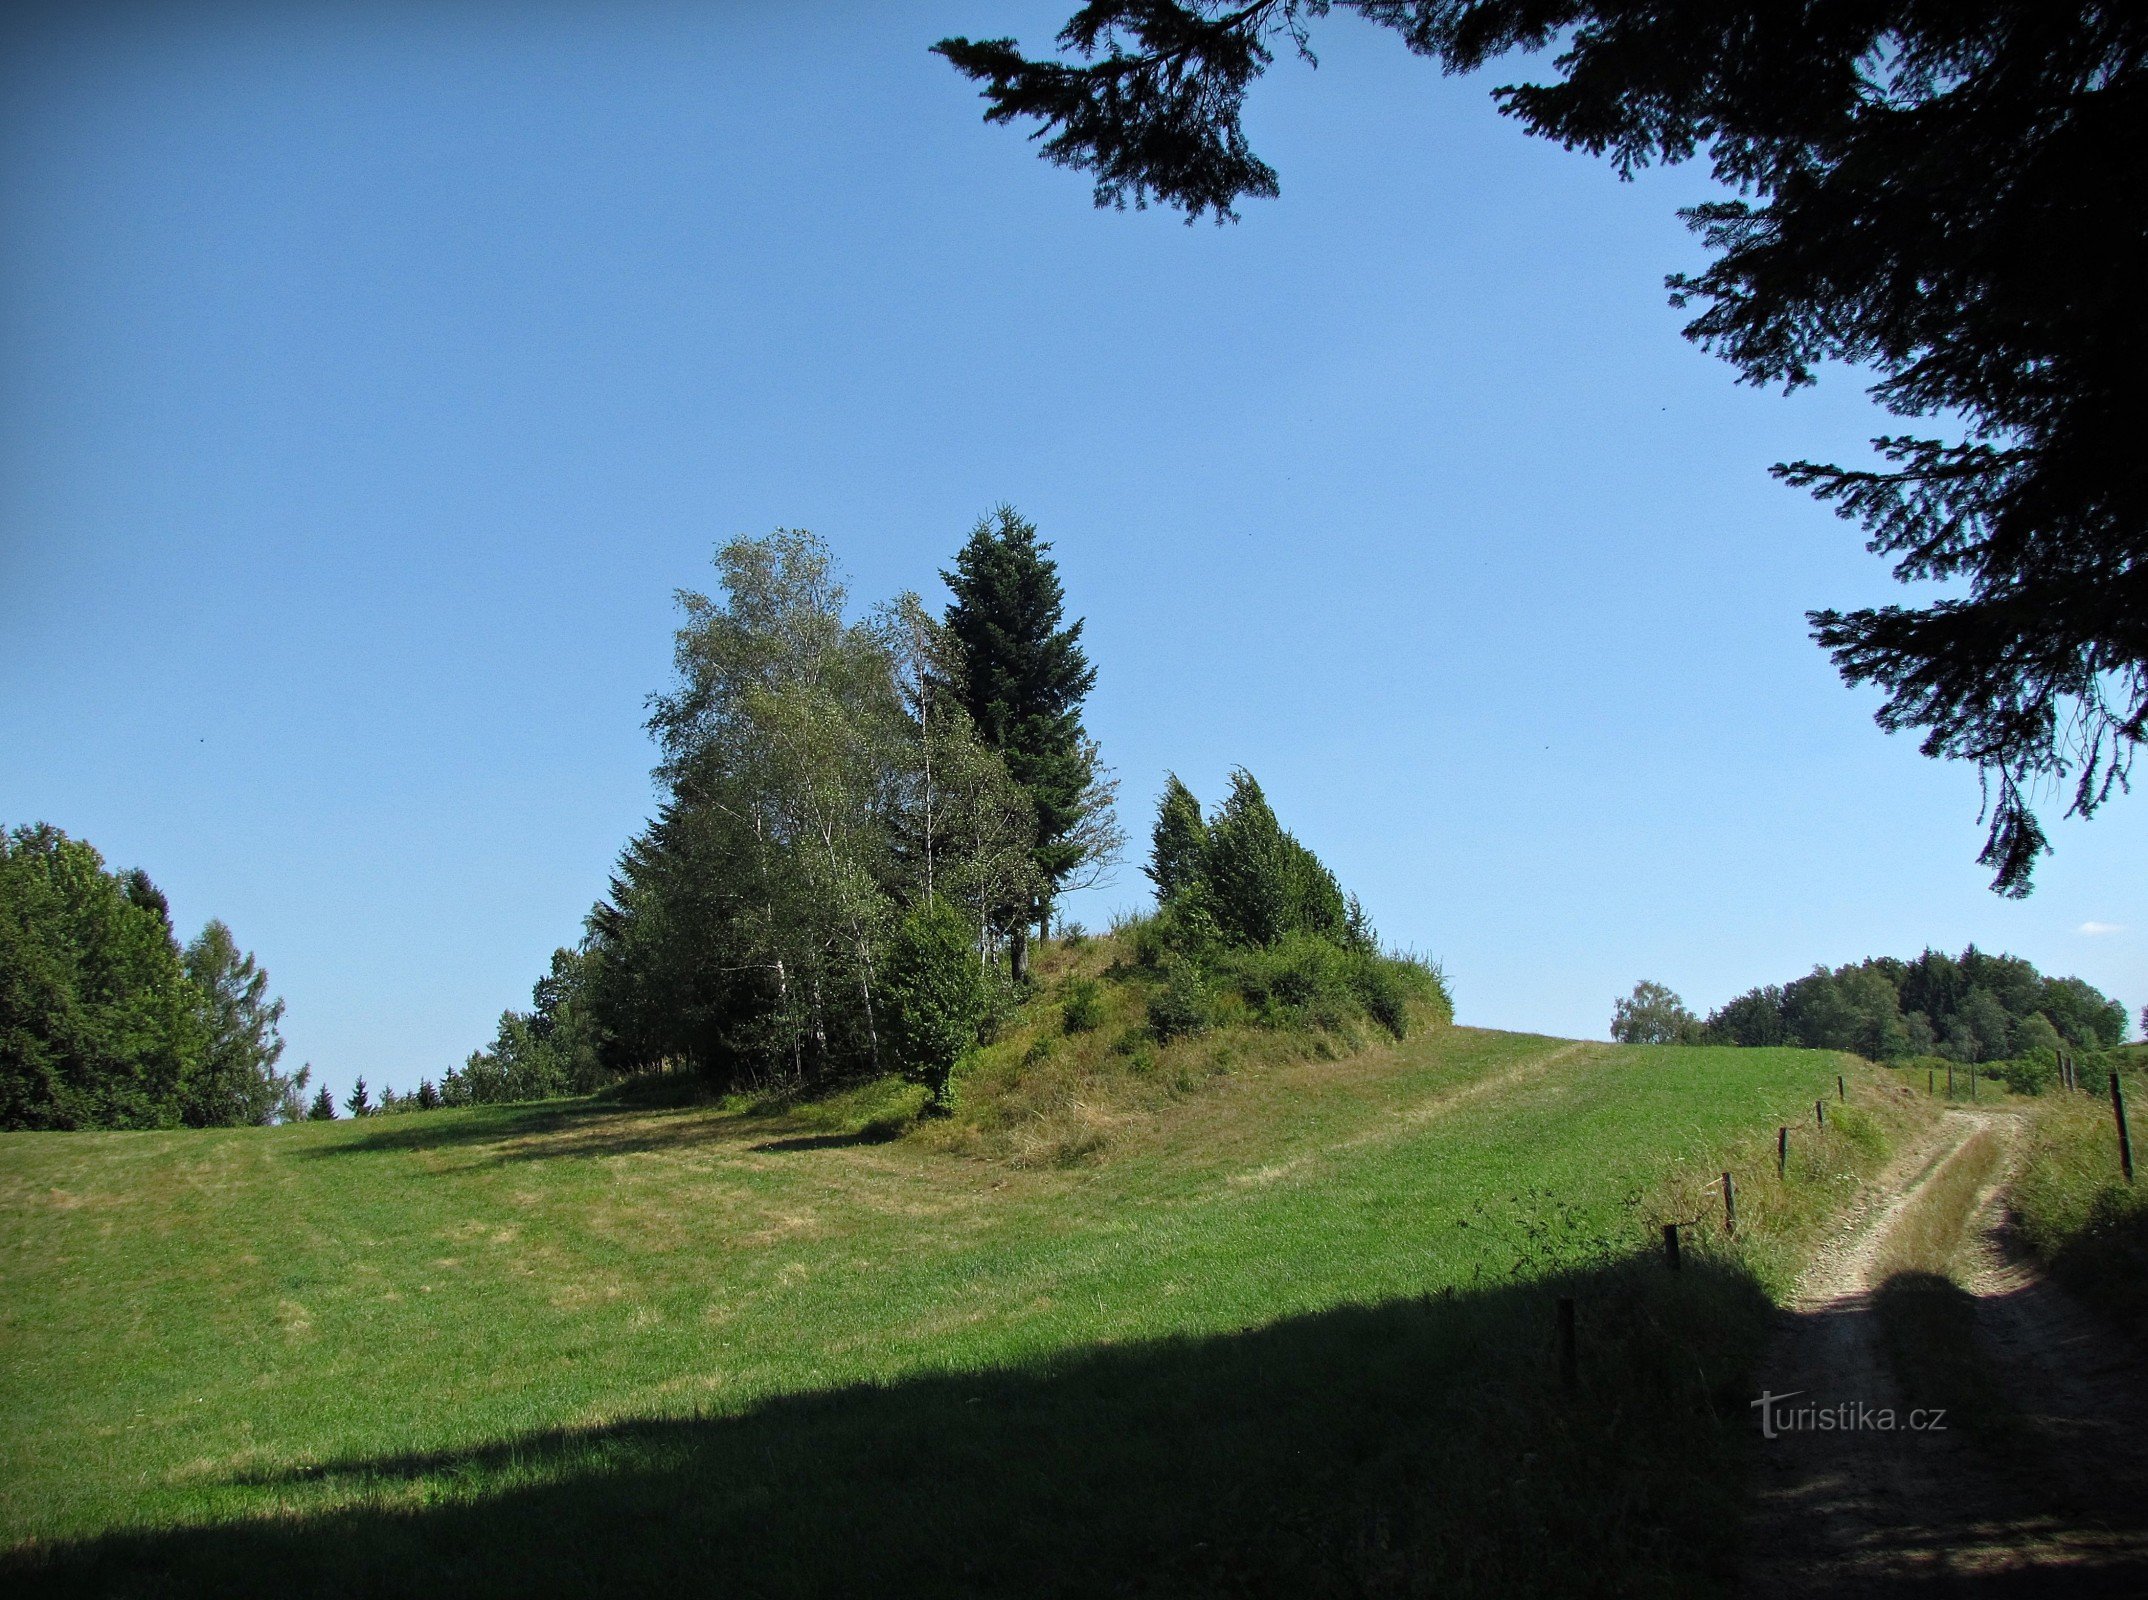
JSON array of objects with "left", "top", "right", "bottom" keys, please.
[
  {"left": 1838, "top": 1074, "right": 1846, "bottom": 1103},
  {"left": 1816, "top": 1099, "right": 1825, "bottom": 1129},
  {"left": 1778, "top": 1126, "right": 1788, "bottom": 1179},
  {"left": 1928, "top": 1067, "right": 1935, "bottom": 1095},
  {"left": 1558, "top": 1297, "right": 1577, "bottom": 1389},
  {"left": 2114, "top": 1072, "right": 2136, "bottom": 1184},
  {"left": 1663, "top": 1222, "right": 1681, "bottom": 1271},
  {"left": 1723, "top": 1171, "right": 1737, "bottom": 1235}
]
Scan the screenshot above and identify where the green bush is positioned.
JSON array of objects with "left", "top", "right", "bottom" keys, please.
[
  {"left": 1992, "top": 1054, "right": 2057, "bottom": 1096},
  {"left": 884, "top": 902, "right": 993, "bottom": 1105},
  {"left": 1208, "top": 936, "right": 1447, "bottom": 1040},
  {"left": 1147, "top": 958, "right": 1219, "bottom": 1041},
  {"left": 1061, "top": 977, "right": 1104, "bottom": 1034}
]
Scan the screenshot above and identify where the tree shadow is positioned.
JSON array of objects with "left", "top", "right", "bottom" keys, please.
[
  {"left": 750, "top": 1124, "right": 902, "bottom": 1153},
  {"left": 7, "top": 1257, "right": 1781, "bottom": 1599},
  {"left": 305, "top": 1083, "right": 913, "bottom": 1168}
]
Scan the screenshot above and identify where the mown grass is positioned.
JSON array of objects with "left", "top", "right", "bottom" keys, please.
[{"left": 2, "top": 1022, "right": 1917, "bottom": 1596}]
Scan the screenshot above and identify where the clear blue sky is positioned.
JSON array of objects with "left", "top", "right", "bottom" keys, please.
[{"left": 3, "top": 2, "right": 2138, "bottom": 1101}]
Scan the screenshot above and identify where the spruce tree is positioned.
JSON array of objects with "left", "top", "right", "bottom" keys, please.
[
  {"left": 344, "top": 1077, "right": 371, "bottom": 1118},
  {"left": 942, "top": 505, "right": 1105, "bottom": 976},
  {"left": 307, "top": 1083, "right": 336, "bottom": 1120},
  {"left": 1145, "top": 774, "right": 1206, "bottom": 904},
  {"left": 416, "top": 1078, "right": 440, "bottom": 1111}
]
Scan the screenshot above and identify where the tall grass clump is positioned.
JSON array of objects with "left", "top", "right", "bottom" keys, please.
[{"left": 2011, "top": 1075, "right": 2148, "bottom": 1336}]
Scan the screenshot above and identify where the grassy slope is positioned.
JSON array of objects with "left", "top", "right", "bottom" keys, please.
[
  {"left": 1, "top": 1010, "right": 1924, "bottom": 1595},
  {"left": 2010, "top": 1053, "right": 2148, "bottom": 1337}
]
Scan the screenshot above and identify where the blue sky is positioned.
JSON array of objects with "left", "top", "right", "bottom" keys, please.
[{"left": 3, "top": 2, "right": 2138, "bottom": 1100}]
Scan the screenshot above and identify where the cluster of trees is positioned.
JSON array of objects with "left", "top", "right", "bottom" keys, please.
[
  {"left": 1, "top": 824, "right": 306, "bottom": 1130},
  {"left": 442, "top": 511, "right": 1119, "bottom": 1109},
  {"left": 443, "top": 946, "right": 606, "bottom": 1107},
  {"left": 1137, "top": 770, "right": 1447, "bottom": 1039},
  {"left": 1613, "top": 949, "right": 2130, "bottom": 1068}
]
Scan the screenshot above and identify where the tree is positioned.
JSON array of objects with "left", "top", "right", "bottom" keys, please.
[
  {"left": 937, "top": 3, "right": 2147, "bottom": 895},
  {"left": 943, "top": 506, "right": 1118, "bottom": 976},
  {"left": 307, "top": 1082, "right": 337, "bottom": 1120},
  {"left": 0, "top": 824, "right": 204, "bottom": 1129},
  {"left": 1187, "top": 769, "right": 1350, "bottom": 949},
  {"left": 345, "top": 1077, "right": 371, "bottom": 1118},
  {"left": 883, "top": 900, "right": 993, "bottom": 1107},
  {"left": 1610, "top": 980, "right": 1700, "bottom": 1046},
  {"left": 1705, "top": 985, "right": 1787, "bottom": 1049},
  {"left": 1145, "top": 773, "right": 1207, "bottom": 903},
  {"left": 179, "top": 920, "right": 292, "bottom": 1127},
  {"left": 416, "top": 1078, "right": 440, "bottom": 1111}
]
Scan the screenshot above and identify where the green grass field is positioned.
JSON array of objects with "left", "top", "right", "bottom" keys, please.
[{"left": 1, "top": 1023, "right": 1917, "bottom": 1596}]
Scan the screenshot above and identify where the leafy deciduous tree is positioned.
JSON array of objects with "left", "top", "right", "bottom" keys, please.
[{"left": 1610, "top": 981, "right": 1701, "bottom": 1046}]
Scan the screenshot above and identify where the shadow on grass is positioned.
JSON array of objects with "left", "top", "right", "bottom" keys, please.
[
  {"left": 304, "top": 1079, "right": 918, "bottom": 1168},
  {"left": 750, "top": 1124, "right": 903, "bottom": 1153},
  {"left": 9, "top": 1257, "right": 1777, "bottom": 1599}
]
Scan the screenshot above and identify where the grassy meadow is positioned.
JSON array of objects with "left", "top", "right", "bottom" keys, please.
[{"left": 2, "top": 998, "right": 1926, "bottom": 1596}]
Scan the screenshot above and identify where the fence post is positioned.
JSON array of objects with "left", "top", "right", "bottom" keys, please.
[
  {"left": 1928, "top": 1067, "right": 1935, "bottom": 1095},
  {"left": 1778, "top": 1126, "right": 1788, "bottom": 1179},
  {"left": 1838, "top": 1074, "right": 1846, "bottom": 1103},
  {"left": 1723, "top": 1171, "right": 1737, "bottom": 1235},
  {"left": 1663, "top": 1222, "right": 1681, "bottom": 1271},
  {"left": 2114, "top": 1072, "right": 2136, "bottom": 1184},
  {"left": 1816, "top": 1099, "right": 1825, "bottom": 1129}
]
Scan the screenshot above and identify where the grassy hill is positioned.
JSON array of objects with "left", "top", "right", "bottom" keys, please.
[{"left": 1, "top": 956, "right": 1929, "bottom": 1596}]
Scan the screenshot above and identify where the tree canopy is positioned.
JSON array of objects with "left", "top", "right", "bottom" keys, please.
[
  {"left": 1, "top": 824, "right": 297, "bottom": 1130},
  {"left": 937, "top": 2, "right": 2147, "bottom": 894},
  {"left": 581, "top": 528, "right": 1074, "bottom": 1094},
  {"left": 1702, "top": 945, "right": 2127, "bottom": 1062},
  {"left": 943, "top": 506, "right": 1120, "bottom": 965}
]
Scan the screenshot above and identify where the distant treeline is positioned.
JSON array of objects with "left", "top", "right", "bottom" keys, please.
[
  {"left": 1, "top": 824, "right": 304, "bottom": 1130},
  {"left": 1614, "top": 947, "right": 2130, "bottom": 1070}
]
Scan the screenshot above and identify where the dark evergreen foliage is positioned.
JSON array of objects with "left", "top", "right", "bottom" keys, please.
[
  {"left": 938, "top": 2, "right": 2147, "bottom": 893},
  {"left": 1184, "top": 770, "right": 1352, "bottom": 950},
  {"left": 943, "top": 506, "right": 1103, "bottom": 940},
  {"left": 345, "top": 1077, "right": 372, "bottom": 1118},
  {"left": 1144, "top": 773, "right": 1207, "bottom": 902},
  {"left": 306, "top": 1083, "right": 337, "bottom": 1120}
]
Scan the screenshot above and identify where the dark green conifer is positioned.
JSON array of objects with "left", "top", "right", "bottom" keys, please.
[
  {"left": 942, "top": 506, "right": 1102, "bottom": 973},
  {"left": 1146, "top": 775, "right": 1206, "bottom": 904}
]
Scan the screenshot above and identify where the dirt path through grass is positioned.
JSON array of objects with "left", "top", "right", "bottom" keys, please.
[{"left": 1743, "top": 1108, "right": 2148, "bottom": 1595}]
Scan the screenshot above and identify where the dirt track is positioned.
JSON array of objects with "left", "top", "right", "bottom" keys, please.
[{"left": 1743, "top": 1109, "right": 2148, "bottom": 1596}]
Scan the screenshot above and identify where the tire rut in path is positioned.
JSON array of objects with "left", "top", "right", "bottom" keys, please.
[{"left": 1742, "top": 1109, "right": 2148, "bottom": 1597}]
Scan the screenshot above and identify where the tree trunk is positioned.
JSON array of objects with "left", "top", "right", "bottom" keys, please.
[{"left": 1010, "top": 922, "right": 1029, "bottom": 985}]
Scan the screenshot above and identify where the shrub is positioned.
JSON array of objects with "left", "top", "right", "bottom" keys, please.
[
  {"left": 1061, "top": 977, "right": 1105, "bottom": 1034},
  {"left": 883, "top": 901, "right": 993, "bottom": 1106},
  {"left": 1215, "top": 932, "right": 1353, "bottom": 1028},
  {"left": 1992, "top": 1054, "right": 2056, "bottom": 1096},
  {"left": 1147, "top": 958, "right": 1219, "bottom": 1041}
]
